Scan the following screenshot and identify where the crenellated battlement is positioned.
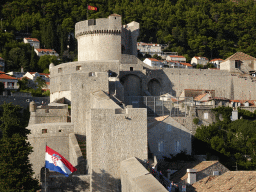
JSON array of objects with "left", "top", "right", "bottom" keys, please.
[{"left": 75, "top": 14, "right": 122, "bottom": 38}]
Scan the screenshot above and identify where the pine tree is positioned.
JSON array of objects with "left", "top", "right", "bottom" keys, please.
[{"left": 0, "top": 103, "right": 40, "bottom": 191}]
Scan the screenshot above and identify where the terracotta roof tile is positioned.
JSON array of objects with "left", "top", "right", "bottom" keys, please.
[
  {"left": 168, "top": 55, "right": 186, "bottom": 58},
  {"left": 193, "top": 171, "right": 256, "bottom": 192},
  {"left": 224, "top": 52, "right": 256, "bottom": 62},
  {"left": 194, "top": 93, "right": 208, "bottom": 101},
  {"left": 24, "top": 37, "right": 40, "bottom": 42},
  {"left": 35, "top": 49, "right": 57, "bottom": 52},
  {"left": 210, "top": 58, "right": 223, "bottom": 62},
  {"left": 0, "top": 73, "right": 17, "bottom": 80},
  {"left": 147, "top": 58, "right": 160, "bottom": 62},
  {"left": 180, "top": 62, "right": 192, "bottom": 67}
]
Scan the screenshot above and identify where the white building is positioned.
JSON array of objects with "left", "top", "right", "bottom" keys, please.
[
  {"left": 23, "top": 38, "right": 40, "bottom": 49},
  {"left": 209, "top": 58, "right": 223, "bottom": 69},
  {"left": 191, "top": 56, "right": 209, "bottom": 66},
  {"left": 143, "top": 58, "right": 163, "bottom": 67},
  {"left": 163, "top": 60, "right": 192, "bottom": 69},
  {"left": 0, "top": 72, "right": 19, "bottom": 90},
  {"left": 23, "top": 72, "right": 50, "bottom": 82},
  {"left": 166, "top": 55, "right": 186, "bottom": 63},
  {"left": 34, "top": 49, "right": 59, "bottom": 57},
  {"left": 137, "top": 42, "right": 167, "bottom": 56}
]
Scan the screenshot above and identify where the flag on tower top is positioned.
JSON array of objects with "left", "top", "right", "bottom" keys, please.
[
  {"left": 88, "top": 5, "right": 98, "bottom": 11},
  {"left": 45, "top": 146, "right": 77, "bottom": 177}
]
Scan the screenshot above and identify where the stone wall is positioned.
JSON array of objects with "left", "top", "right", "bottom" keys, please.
[
  {"left": 69, "top": 133, "right": 87, "bottom": 175},
  {"left": 88, "top": 106, "right": 147, "bottom": 191},
  {"left": 71, "top": 72, "right": 109, "bottom": 134},
  {"left": 120, "top": 157, "right": 168, "bottom": 192},
  {"left": 50, "top": 61, "right": 119, "bottom": 103},
  {"left": 27, "top": 123, "right": 74, "bottom": 179},
  {"left": 43, "top": 175, "right": 90, "bottom": 192},
  {"left": 75, "top": 15, "right": 122, "bottom": 61},
  {"left": 29, "top": 103, "right": 69, "bottom": 125},
  {"left": 148, "top": 116, "right": 192, "bottom": 159}
]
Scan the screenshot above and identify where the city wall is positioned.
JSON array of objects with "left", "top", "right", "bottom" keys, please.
[
  {"left": 120, "top": 157, "right": 168, "bottom": 192},
  {"left": 87, "top": 96, "right": 148, "bottom": 191},
  {"left": 27, "top": 123, "right": 74, "bottom": 179}
]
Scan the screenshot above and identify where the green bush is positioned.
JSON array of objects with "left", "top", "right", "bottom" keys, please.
[{"left": 193, "top": 118, "right": 199, "bottom": 125}]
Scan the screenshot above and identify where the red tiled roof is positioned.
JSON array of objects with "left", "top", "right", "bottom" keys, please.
[
  {"left": 35, "top": 49, "right": 56, "bottom": 52},
  {"left": 46, "top": 82, "right": 50, "bottom": 85},
  {"left": 224, "top": 52, "right": 256, "bottom": 62},
  {"left": 39, "top": 73, "right": 50, "bottom": 78},
  {"left": 147, "top": 58, "right": 160, "bottom": 62},
  {"left": 210, "top": 58, "right": 223, "bottom": 62},
  {"left": 194, "top": 93, "right": 208, "bottom": 101},
  {"left": 0, "top": 73, "right": 17, "bottom": 80},
  {"left": 168, "top": 55, "right": 186, "bottom": 58},
  {"left": 194, "top": 56, "right": 209, "bottom": 60},
  {"left": 180, "top": 62, "right": 192, "bottom": 67},
  {"left": 24, "top": 37, "right": 40, "bottom": 42},
  {"left": 166, "top": 60, "right": 180, "bottom": 63}
]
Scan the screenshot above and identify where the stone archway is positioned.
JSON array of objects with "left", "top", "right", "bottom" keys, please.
[
  {"left": 147, "top": 78, "right": 161, "bottom": 96},
  {"left": 120, "top": 74, "right": 142, "bottom": 96}
]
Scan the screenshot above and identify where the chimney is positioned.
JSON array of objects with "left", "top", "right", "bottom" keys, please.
[
  {"left": 187, "top": 169, "right": 197, "bottom": 184},
  {"left": 231, "top": 109, "right": 238, "bottom": 121},
  {"left": 21, "top": 67, "right": 24, "bottom": 73}
]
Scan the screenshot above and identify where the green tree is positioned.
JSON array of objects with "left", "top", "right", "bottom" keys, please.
[
  {"left": 0, "top": 103, "right": 40, "bottom": 191},
  {"left": 37, "top": 55, "right": 58, "bottom": 72},
  {"left": 35, "top": 76, "right": 46, "bottom": 90}
]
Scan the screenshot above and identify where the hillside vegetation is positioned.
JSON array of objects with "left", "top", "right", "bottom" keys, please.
[{"left": 0, "top": 0, "right": 256, "bottom": 71}]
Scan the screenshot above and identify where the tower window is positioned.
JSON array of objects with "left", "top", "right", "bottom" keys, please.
[{"left": 130, "top": 67, "right": 133, "bottom": 71}]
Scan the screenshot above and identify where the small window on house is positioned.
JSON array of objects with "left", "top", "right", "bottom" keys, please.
[
  {"left": 76, "top": 66, "right": 81, "bottom": 71},
  {"left": 158, "top": 141, "right": 164, "bottom": 152},
  {"left": 58, "top": 68, "right": 62, "bottom": 73},
  {"left": 204, "top": 112, "right": 208, "bottom": 119},
  {"left": 235, "top": 60, "right": 241, "bottom": 69},
  {"left": 130, "top": 67, "right": 133, "bottom": 71},
  {"left": 59, "top": 130, "right": 62, "bottom": 132},
  {"left": 42, "top": 129, "right": 47, "bottom": 134},
  {"left": 175, "top": 141, "right": 180, "bottom": 152},
  {"left": 89, "top": 72, "right": 95, "bottom": 76}
]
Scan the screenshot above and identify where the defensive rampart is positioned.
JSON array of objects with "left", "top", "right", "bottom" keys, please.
[
  {"left": 75, "top": 14, "right": 122, "bottom": 61},
  {"left": 121, "top": 157, "right": 168, "bottom": 192}
]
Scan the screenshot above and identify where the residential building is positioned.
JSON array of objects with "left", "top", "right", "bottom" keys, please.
[
  {"left": 23, "top": 38, "right": 40, "bottom": 49},
  {"left": 34, "top": 48, "right": 59, "bottom": 57},
  {"left": 209, "top": 58, "right": 223, "bottom": 69},
  {"left": 6, "top": 71, "right": 25, "bottom": 78},
  {"left": 166, "top": 55, "right": 186, "bottom": 63},
  {"left": 220, "top": 51, "right": 256, "bottom": 73},
  {"left": 191, "top": 56, "right": 209, "bottom": 66},
  {"left": 0, "top": 72, "right": 19, "bottom": 94},
  {"left": 163, "top": 60, "right": 192, "bottom": 69},
  {"left": 0, "top": 57, "right": 5, "bottom": 72},
  {"left": 148, "top": 115, "right": 192, "bottom": 159},
  {"left": 137, "top": 42, "right": 167, "bottom": 56},
  {"left": 23, "top": 72, "right": 50, "bottom": 82},
  {"left": 143, "top": 58, "right": 163, "bottom": 67}
]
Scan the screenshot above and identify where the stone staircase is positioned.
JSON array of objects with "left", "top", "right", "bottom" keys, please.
[{"left": 76, "top": 134, "right": 86, "bottom": 160}]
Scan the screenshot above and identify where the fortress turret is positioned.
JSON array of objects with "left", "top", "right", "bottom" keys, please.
[{"left": 75, "top": 14, "right": 122, "bottom": 61}]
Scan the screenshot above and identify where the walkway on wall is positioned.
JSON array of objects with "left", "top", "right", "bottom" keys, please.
[{"left": 125, "top": 96, "right": 193, "bottom": 117}]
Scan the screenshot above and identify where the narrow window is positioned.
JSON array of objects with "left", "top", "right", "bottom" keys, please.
[
  {"left": 204, "top": 112, "right": 208, "bottom": 119},
  {"left": 76, "top": 66, "right": 81, "bottom": 71},
  {"left": 158, "top": 141, "right": 164, "bottom": 152},
  {"left": 175, "top": 141, "right": 180, "bottom": 152},
  {"left": 42, "top": 129, "right": 47, "bottom": 134},
  {"left": 130, "top": 67, "right": 133, "bottom": 71}
]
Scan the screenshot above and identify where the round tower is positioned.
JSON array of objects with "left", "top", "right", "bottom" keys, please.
[{"left": 75, "top": 14, "right": 122, "bottom": 61}]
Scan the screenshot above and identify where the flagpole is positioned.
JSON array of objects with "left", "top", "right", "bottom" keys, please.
[{"left": 45, "top": 142, "right": 47, "bottom": 192}]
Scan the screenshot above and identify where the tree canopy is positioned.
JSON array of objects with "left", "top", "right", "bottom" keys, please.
[{"left": 1, "top": 0, "right": 256, "bottom": 71}]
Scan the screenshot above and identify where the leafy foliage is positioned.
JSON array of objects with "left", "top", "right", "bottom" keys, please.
[
  {"left": 0, "top": 103, "right": 40, "bottom": 191},
  {"left": 195, "top": 106, "right": 256, "bottom": 170}
]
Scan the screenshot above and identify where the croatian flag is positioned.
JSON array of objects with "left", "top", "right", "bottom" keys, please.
[{"left": 45, "top": 146, "right": 77, "bottom": 177}]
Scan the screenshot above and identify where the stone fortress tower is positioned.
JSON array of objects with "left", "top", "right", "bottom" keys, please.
[
  {"left": 76, "top": 14, "right": 122, "bottom": 61},
  {"left": 27, "top": 13, "right": 256, "bottom": 192}
]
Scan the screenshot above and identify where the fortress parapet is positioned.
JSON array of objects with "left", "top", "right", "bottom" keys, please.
[{"left": 75, "top": 14, "right": 122, "bottom": 61}]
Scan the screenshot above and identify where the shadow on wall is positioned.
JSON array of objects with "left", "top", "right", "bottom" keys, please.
[
  {"left": 91, "top": 169, "right": 121, "bottom": 192},
  {"left": 41, "top": 168, "right": 90, "bottom": 192},
  {"left": 119, "top": 70, "right": 176, "bottom": 98},
  {"left": 148, "top": 120, "right": 192, "bottom": 161}
]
